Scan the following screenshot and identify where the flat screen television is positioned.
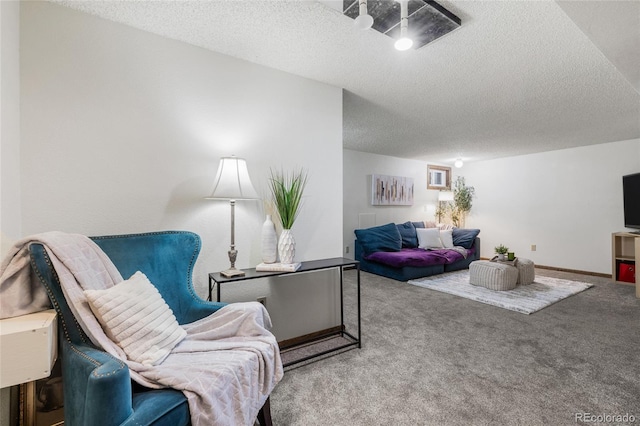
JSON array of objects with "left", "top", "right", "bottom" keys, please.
[{"left": 623, "top": 172, "right": 640, "bottom": 232}]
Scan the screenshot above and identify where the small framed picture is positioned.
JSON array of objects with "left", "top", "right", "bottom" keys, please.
[{"left": 427, "top": 165, "right": 451, "bottom": 190}]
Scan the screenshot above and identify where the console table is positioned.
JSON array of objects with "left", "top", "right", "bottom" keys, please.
[{"left": 208, "top": 257, "right": 361, "bottom": 367}]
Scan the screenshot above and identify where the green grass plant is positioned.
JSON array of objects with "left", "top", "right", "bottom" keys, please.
[{"left": 268, "top": 168, "right": 308, "bottom": 230}]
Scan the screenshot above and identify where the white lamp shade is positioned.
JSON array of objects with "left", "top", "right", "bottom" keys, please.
[
  {"left": 438, "top": 191, "right": 454, "bottom": 201},
  {"left": 207, "top": 157, "right": 259, "bottom": 200}
]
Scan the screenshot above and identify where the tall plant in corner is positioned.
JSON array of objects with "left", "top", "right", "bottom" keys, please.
[
  {"left": 268, "top": 168, "right": 308, "bottom": 264},
  {"left": 452, "top": 176, "right": 475, "bottom": 228}
]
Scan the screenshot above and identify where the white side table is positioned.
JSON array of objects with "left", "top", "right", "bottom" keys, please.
[{"left": 0, "top": 310, "right": 58, "bottom": 425}]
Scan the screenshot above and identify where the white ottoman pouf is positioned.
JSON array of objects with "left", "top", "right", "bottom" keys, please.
[
  {"left": 515, "top": 258, "right": 535, "bottom": 285},
  {"left": 469, "top": 260, "right": 518, "bottom": 291}
]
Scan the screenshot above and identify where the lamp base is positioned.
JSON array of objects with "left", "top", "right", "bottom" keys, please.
[{"left": 220, "top": 268, "right": 245, "bottom": 278}]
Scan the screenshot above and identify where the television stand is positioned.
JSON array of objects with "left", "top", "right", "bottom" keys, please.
[{"left": 611, "top": 232, "right": 640, "bottom": 298}]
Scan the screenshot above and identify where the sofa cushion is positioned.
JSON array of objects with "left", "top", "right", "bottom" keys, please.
[
  {"left": 452, "top": 228, "right": 481, "bottom": 249},
  {"left": 417, "top": 228, "right": 443, "bottom": 249},
  {"left": 440, "top": 229, "right": 454, "bottom": 248},
  {"left": 396, "top": 221, "right": 418, "bottom": 248},
  {"left": 412, "top": 221, "right": 425, "bottom": 229},
  {"left": 365, "top": 248, "right": 468, "bottom": 268},
  {"left": 354, "top": 223, "right": 402, "bottom": 255}
]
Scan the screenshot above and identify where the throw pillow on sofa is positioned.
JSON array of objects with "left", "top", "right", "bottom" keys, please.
[
  {"left": 417, "top": 228, "right": 444, "bottom": 249},
  {"left": 440, "top": 229, "right": 454, "bottom": 248},
  {"left": 452, "top": 228, "right": 481, "bottom": 249},
  {"left": 396, "top": 221, "right": 418, "bottom": 248},
  {"left": 355, "top": 223, "right": 402, "bottom": 255}
]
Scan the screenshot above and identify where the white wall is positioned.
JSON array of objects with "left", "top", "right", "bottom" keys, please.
[
  {"left": 0, "top": 0, "right": 21, "bottom": 259},
  {"left": 0, "top": 2, "right": 21, "bottom": 421},
  {"left": 20, "top": 2, "right": 343, "bottom": 341},
  {"left": 343, "top": 149, "right": 441, "bottom": 258},
  {"left": 463, "top": 139, "right": 640, "bottom": 274}
]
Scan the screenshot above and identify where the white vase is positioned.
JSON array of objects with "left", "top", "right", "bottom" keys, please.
[
  {"left": 261, "top": 215, "right": 278, "bottom": 264},
  {"left": 278, "top": 229, "right": 296, "bottom": 264},
  {"left": 497, "top": 253, "right": 505, "bottom": 261}
]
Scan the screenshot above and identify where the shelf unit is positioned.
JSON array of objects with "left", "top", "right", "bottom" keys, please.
[{"left": 611, "top": 232, "right": 640, "bottom": 298}]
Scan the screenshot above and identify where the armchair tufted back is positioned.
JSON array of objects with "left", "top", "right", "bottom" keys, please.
[{"left": 90, "top": 231, "right": 223, "bottom": 325}]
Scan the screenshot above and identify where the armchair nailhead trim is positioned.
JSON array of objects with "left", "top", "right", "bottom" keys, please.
[{"left": 31, "top": 246, "right": 125, "bottom": 375}]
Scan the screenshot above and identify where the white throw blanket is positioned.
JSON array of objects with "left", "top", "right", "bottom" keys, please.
[{"left": 0, "top": 232, "right": 283, "bottom": 426}]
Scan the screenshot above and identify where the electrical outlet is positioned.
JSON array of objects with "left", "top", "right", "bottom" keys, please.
[
  {"left": 531, "top": 244, "right": 537, "bottom": 251},
  {"left": 345, "top": 246, "right": 350, "bottom": 254},
  {"left": 257, "top": 297, "right": 267, "bottom": 307}
]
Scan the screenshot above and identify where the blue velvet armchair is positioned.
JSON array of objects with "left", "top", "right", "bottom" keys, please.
[{"left": 29, "top": 230, "right": 273, "bottom": 426}]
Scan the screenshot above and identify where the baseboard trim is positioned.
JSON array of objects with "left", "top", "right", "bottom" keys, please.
[
  {"left": 479, "top": 257, "right": 610, "bottom": 278},
  {"left": 534, "top": 264, "right": 611, "bottom": 278},
  {"left": 278, "top": 326, "right": 344, "bottom": 350}
]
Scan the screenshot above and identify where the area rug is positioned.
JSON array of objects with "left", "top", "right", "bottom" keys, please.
[{"left": 408, "top": 270, "right": 593, "bottom": 314}]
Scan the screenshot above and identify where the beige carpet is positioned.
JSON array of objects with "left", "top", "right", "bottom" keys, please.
[{"left": 270, "top": 268, "right": 639, "bottom": 425}]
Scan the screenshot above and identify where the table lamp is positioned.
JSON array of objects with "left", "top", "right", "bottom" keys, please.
[{"left": 206, "top": 156, "right": 259, "bottom": 277}]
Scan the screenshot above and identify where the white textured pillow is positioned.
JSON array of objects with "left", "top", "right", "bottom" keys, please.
[
  {"left": 440, "top": 229, "right": 454, "bottom": 248},
  {"left": 417, "top": 228, "right": 443, "bottom": 249},
  {"left": 84, "top": 271, "right": 186, "bottom": 365}
]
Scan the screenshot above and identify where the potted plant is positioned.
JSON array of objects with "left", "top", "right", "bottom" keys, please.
[
  {"left": 452, "top": 176, "right": 475, "bottom": 227},
  {"left": 494, "top": 244, "right": 509, "bottom": 261},
  {"left": 268, "top": 168, "right": 308, "bottom": 264}
]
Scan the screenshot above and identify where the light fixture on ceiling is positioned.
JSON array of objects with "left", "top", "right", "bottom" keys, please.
[
  {"left": 394, "top": 0, "right": 413, "bottom": 51},
  {"left": 454, "top": 158, "right": 464, "bottom": 168},
  {"left": 343, "top": 1, "right": 461, "bottom": 50},
  {"left": 354, "top": 0, "right": 374, "bottom": 30},
  {"left": 206, "top": 156, "right": 259, "bottom": 278}
]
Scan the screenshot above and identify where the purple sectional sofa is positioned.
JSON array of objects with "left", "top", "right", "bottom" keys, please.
[{"left": 354, "top": 222, "right": 480, "bottom": 281}]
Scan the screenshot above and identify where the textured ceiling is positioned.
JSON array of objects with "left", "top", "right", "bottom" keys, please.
[{"left": 50, "top": 0, "right": 640, "bottom": 165}]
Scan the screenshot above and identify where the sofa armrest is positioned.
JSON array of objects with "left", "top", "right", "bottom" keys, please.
[
  {"left": 63, "top": 341, "right": 133, "bottom": 426},
  {"left": 472, "top": 237, "right": 481, "bottom": 259},
  {"left": 354, "top": 239, "right": 365, "bottom": 262}
]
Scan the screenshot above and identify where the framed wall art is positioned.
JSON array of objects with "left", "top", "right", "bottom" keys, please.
[
  {"left": 427, "top": 165, "right": 451, "bottom": 190},
  {"left": 371, "top": 174, "right": 414, "bottom": 206}
]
